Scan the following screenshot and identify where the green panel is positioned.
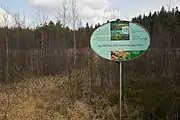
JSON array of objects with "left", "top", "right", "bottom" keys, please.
[{"left": 111, "top": 50, "right": 146, "bottom": 61}]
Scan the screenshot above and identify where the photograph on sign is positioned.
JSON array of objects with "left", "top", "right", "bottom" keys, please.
[
  {"left": 111, "top": 51, "right": 130, "bottom": 61},
  {"left": 110, "top": 50, "right": 146, "bottom": 61},
  {"left": 110, "top": 21, "right": 130, "bottom": 41}
]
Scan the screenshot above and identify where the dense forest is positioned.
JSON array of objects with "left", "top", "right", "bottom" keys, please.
[{"left": 0, "top": 6, "right": 180, "bottom": 119}]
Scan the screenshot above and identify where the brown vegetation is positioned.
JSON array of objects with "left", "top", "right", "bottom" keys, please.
[{"left": 0, "top": 71, "right": 141, "bottom": 120}]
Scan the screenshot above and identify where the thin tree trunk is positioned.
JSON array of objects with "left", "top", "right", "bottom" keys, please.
[
  {"left": 40, "top": 32, "right": 44, "bottom": 76},
  {"left": 4, "top": 31, "right": 9, "bottom": 83},
  {"left": 73, "top": 30, "right": 76, "bottom": 67}
]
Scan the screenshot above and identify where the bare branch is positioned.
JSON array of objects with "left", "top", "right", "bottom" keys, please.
[
  {"left": 57, "top": 1, "right": 69, "bottom": 28},
  {"left": 33, "top": 7, "right": 49, "bottom": 27},
  {"left": 69, "top": 0, "right": 80, "bottom": 66},
  {"left": 69, "top": 0, "right": 79, "bottom": 30},
  {"left": 0, "top": 5, "right": 10, "bottom": 27},
  {"left": 77, "top": 16, "right": 82, "bottom": 28},
  {"left": 12, "top": 12, "right": 21, "bottom": 28},
  {"left": 110, "top": 9, "right": 120, "bottom": 21},
  {"left": 22, "top": 12, "right": 26, "bottom": 28},
  {"left": 11, "top": 11, "right": 28, "bottom": 28}
]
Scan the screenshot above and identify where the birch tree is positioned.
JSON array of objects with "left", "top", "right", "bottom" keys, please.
[
  {"left": 57, "top": 1, "right": 69, "bottom": 28},
  {"left": 69, "top": 0, "right": 79, "bottom": 66},
  {"left": 56, "top": 1, "right": 70, "bottom": 50}
]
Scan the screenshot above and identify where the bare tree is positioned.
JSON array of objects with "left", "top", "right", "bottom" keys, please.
[
  {"left": 33, "top": 7, "right": 49, "bottom": 27},
  {"left": 168, "top": 0, "right": 173, "bottom": 11},
  {"left": 12, "top": 12, "right": 21, "bottom": 65},
  {"left": 56, "top": 1, "right": 70, "bottom": 50},
  {"left": 33, "top": 8, "right": 49, "bottom": 76},
  {"left": 0, "top": 5, "right": 9, "bottom": 27},
  {"left": 22, "top": 12, "right": 26, "bottom": 28},
  {"left": 12, "top": 12, "right": 21, "bottom": 28},
  {"left": 77, "top": 17, "right": 82, "bottom": 28},
  {"left": 57, "top": 1, "right": 69, "bottom": 28},
  {"left": 110, "top": 9, "right": 120, "bottom": 21},
  {"left": 69, "top": 0, "right": 79, "bottom": 66},
  {"left": 0, "top": 5, "right": 9, "bottom": 82},
  {"left": 12, "top": 12, "right": 27, "bottom": 65}
]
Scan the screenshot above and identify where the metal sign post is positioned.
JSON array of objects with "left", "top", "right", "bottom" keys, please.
[{"left": 119, "top": 62, "right": 122, "bottom": 119}]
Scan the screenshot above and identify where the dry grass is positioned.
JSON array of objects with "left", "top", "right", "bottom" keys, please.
[
  {"left": 0, "top": 75, "right": 93, "bottom": 120},
  {"left": 0, "top": 70, "right": 142, "bottom": 120}
]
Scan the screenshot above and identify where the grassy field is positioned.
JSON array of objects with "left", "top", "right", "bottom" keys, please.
[{"left": 0, "top": 69, "right": 143, "bottom": 120}]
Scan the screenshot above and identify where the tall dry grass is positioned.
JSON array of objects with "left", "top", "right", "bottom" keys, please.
[
  {"left": 0, "top": 76, "right": 92, "bottom": 120},
  {"left": 0, "top": 69, "right": 142, "bottom": 120}
]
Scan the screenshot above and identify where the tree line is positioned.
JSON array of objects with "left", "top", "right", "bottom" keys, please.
[{"left": 0, "top": 6, "right": 179, "bottom": 85}]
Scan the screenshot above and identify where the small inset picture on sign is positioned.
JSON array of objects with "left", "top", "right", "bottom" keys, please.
[
  {"left": 110, "top": 21, "right": 130, "bottom": 41},
  {"left": 111, "top": 51, "right": 131, "bottom": 61}
]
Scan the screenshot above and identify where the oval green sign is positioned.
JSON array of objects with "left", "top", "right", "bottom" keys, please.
[{"left": 90, "top": 20, "right": 150, "bottom": 62}]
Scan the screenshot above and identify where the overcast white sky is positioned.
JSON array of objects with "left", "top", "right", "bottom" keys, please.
[{"left": 0, "top": 0, "right": 180, "bottom": 27}]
